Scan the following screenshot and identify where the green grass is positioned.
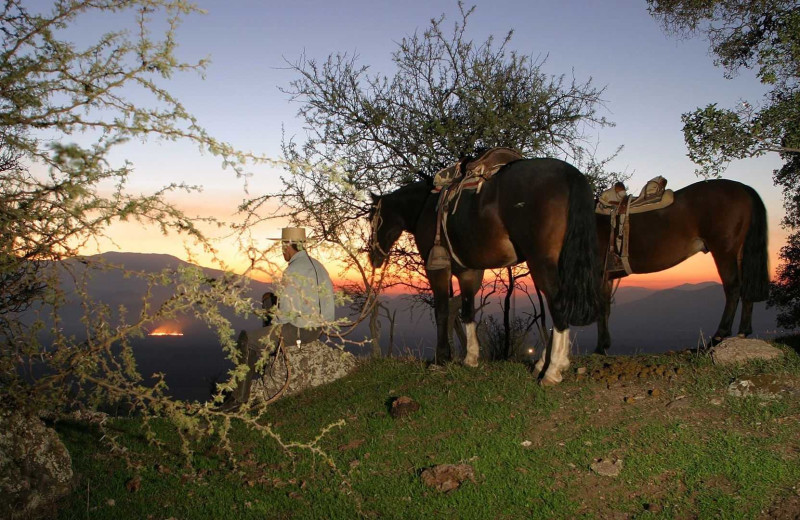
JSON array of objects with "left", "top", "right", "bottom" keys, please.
[{"left": 54, "top": 346, "right": 800, "bottom": 519}]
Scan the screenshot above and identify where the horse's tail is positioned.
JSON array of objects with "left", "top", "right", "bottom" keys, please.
[
  {"left": 741, "top": 185, "right": 769, "bottom": 302},
  {"left": 556, "top": 170, "right": 601, "bottom": 326}
]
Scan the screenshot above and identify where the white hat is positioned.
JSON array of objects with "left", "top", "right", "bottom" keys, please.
[{"left": 270, "top": 227, "right": 307, "bottom": 242}]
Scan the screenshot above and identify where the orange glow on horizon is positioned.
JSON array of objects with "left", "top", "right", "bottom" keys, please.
[
  {"left": 149, "top": 325, "right": 184, "bottom": 336},
  {"left": 85, "top": 190, "right": 787, "bottom": 294}
]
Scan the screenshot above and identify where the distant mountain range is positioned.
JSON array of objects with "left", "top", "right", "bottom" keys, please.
[
  {"left": 571, "top": 281, "right": 783, "bottom": 355},
  {"left": 40, "top": 252, "right": 786, "bottom": 400},
  {"left": 348, "top": 280, "right": 784, "bottom": 357}
]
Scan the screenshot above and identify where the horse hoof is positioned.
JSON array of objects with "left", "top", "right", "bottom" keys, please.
[
  {"left": 464, "top": 357, "right": 479, "bottom": 368},
  {"left": 538, "top": 376, "right": 561, "bottom": 387}
]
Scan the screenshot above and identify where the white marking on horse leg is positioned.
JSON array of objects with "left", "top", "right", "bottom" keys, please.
[
  {"left": 533, "top": 343, "right": 547, "bottom": 376},
  {"left": 541, "top": 327, "right": 570, "bottom": 386},
  {"left": 464, "top": 322, "right": 479, "bottom": 367}
]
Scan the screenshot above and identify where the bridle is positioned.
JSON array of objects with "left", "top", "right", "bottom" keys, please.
[{"left": 370, "top": 198, "right": 391, "bottom": 260}]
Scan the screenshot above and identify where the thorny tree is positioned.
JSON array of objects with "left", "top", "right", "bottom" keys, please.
[{"left": 0, "top": 1, "right": 344, "bottom": 473}]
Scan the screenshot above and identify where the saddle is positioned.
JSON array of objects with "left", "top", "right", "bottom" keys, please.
[
  {"left": 433, "top": 147, "right": 523, "bottom": 189},
  {"left": 595, "top": 176, "right": 673, "bottom": 215},
  {"left": 596, "top": 176, "right": 674, "bottom": 276},
  {"left": 428, "top": 147, "right": 524, "bottom": 270}
]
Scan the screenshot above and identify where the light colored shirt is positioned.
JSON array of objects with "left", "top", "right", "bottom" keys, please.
[{"left": 275, "top": 250, "right": 335, "bottom": 328}]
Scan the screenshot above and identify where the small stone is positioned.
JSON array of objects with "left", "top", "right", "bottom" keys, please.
[
  {"left": 420, "top": 464, "right": 475, "bottom": 492},
  {"left": 390, "top": 396, "right": 420, "bottom": 418},
  {"left": 710, "top": 398, "right": 723, "bottom": 406},
  {"left": 520, "top": 440, "right": 532, "bottom": 447},
  {"left": 727, "top": 374, "right": 797, "bottom": 400},
  {"left": 125, "top": 476, "right": 141, "bottom": 493},
  {"left": 106, "top": 499, "right": 116, "bottom": 507},
  {"left": 666, "top": 397, "right": 690, "bottom": 409},
  {"left": 590, "top": 458, "right": 623, "bottom": 477},
  {"left": 576, "top": 367, "right": 587, "bottom": 375}
]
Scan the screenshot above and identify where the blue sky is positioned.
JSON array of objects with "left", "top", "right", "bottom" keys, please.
[{"left": 61, "top": 0, "right": 786, "bottom": 286}]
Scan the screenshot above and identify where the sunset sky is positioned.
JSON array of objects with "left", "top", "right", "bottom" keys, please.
[{"left": 60, "top": 0, "right": 787, "bottom": 290}]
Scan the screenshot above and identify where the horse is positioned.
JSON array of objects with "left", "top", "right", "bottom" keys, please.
[
  {"left": 595, "top": 179, "right": 770, "bottom": 354},
  {"left": 368, "top": 158, "right": 601, "bottom": 386}
]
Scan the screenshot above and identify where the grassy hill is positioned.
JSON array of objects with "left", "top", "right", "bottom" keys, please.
[{"left": 54, "top": 342, "right": 800, "bottom": 519}]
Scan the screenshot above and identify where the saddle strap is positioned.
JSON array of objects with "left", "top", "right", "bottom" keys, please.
[
  {"left": 604, "top": 200, "right": 634, "bottom": 277},
  {"left": 432, "top": 184, "right": 468, "bottom": 269},
  {"left": 620, "top": 211, "right": 632, "bottom": 274},
  {"left": 434, "top": 185, "right": 449, "bottom": 247},
  {"left": 441, "top": 210, "right": 468, "bottom": 269}
]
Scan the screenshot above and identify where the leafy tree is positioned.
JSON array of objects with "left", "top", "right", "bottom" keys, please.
[
  {"left": 769, "top": 230, "right": 800, "bottom": 328},
  {"left": 246, "top": 3, "right": 622, "bottom": 355},
  {"left": 647, "top": 0, "right": 800, "bottom": 325}
]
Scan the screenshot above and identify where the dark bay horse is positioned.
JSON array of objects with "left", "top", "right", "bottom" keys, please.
[
  {"left": 368, "top": 158, "right": 600, "bottom": 385},
  {"left": 596, "top": 179, "right": 769, "bottom": 354}
]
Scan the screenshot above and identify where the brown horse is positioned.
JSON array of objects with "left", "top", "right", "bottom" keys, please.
[
  {"left": 368, "top": 158, "right": 601, "bottom": 385},
  {"left": 596, "top": 179, "right": 769, "bottom": 354}
]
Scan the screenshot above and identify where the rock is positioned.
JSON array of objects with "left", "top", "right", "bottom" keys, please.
[
  {"left": 590, "top": 458, "right": 623, "bottom": 477},
  {"left": 420, "top": 464, "right": 476, "bottom": 492},
  {"left": 727, "top": 374, "right": 800, "bottom": 400},
  {"left": 0, "top": 410, "right": 73, "bottom": 517},
  {"left": 710, "top": 338, "right": 783, "bottom": 365},
  {"left": 250, "top": 340, "right": 358, "bottom": 401},
  {"left": 390, "top": 396, "right": 420, "bottom": 418}
]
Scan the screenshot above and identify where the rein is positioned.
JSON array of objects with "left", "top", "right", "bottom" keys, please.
[{"left": 370, "top": 198, "right": 391, "bottom": 260}]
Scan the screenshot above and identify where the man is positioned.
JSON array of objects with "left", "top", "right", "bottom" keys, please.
[{"left": 217, "top": 227, "right": 335, "bottom": 411}]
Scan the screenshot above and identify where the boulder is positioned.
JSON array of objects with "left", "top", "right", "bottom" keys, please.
[
  {"left": 250, "top": 340, "right": 358, "bottom": 401},
  {"left": 710, "top": 337, "right": 783, "bottom": 365},
  {"left": 0, "top": 410, "right": 73, "bottom": 517}
]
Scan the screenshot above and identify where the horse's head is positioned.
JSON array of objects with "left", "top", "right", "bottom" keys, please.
[{"left": 367, "top": 193, "right": 403, "bottom": 268}]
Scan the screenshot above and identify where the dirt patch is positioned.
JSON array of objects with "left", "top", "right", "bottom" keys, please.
[
  {"left": 575, "top": 357, "right": 686, "bottom": 387},
  {"left": 761, "top": 489, "right": 800, "bottom": 520}
]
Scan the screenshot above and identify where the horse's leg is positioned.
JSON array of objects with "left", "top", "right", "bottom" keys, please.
[
  {"left": 711, "top": 251, "right": 742, "bottom": 344},
  {"left": 738, "top": 300, "right": 754, "bottom": 338},
  {"left": 456, "top": 269, "right": 484, "bottom": 367},
  {"left": 595, "top": 280, "right": 613, "bottom": 355},
  {"left": 541, "top": 326, "right": 571, "bottom": 386},
  {"left": 527, "top": 260, "right": 571, "bottom": 384},
  {"left": 428, "top": 267, "right": 453, "bottom": 363}
]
